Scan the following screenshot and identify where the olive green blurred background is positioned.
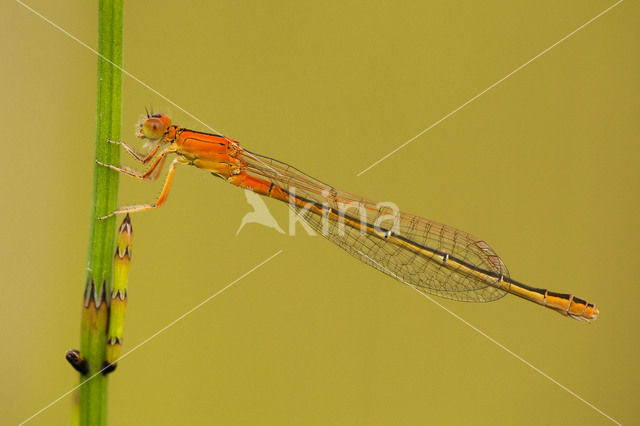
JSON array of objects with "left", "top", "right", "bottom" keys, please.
[{"left": 2, "top": 1, "right": 638, "bottom": 424}]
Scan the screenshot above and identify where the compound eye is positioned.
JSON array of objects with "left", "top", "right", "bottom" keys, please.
[{"left": 142, "top": 117, "right": 166, "bottom": 139}]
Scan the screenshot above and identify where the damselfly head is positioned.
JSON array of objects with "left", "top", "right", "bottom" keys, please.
[{"left": 137, "top": 113, "right": 172, "bottom": 140}]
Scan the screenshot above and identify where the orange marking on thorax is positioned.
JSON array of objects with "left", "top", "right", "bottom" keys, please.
[{"left": 168, "top": 128, "right": 246, "bottom": 179}]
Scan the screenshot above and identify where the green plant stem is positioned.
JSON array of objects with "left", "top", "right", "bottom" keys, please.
[{"left": 79, "top": 1, "right": 123, "bottom": 425}]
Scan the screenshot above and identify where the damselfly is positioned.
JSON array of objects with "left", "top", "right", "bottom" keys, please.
[{"left": 98, "top": 113, "right": 599, "bottom": 322}]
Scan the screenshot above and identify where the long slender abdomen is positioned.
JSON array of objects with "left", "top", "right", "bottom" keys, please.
[
  {"left": 228, "top": 170, "right": 599, "bottom": 322},
  {"left": 504, "top": 277, "right": 599, "bottom": 321}
]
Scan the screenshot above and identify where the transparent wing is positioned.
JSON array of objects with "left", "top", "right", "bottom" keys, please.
[{"left": 240, "top": 149, "right": 509, "bottom": 302}]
